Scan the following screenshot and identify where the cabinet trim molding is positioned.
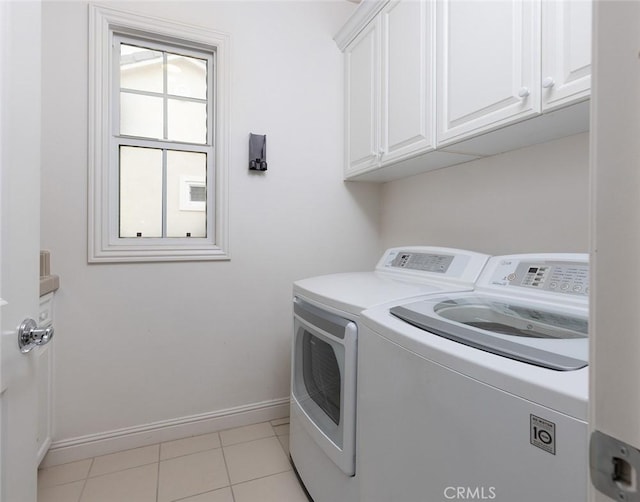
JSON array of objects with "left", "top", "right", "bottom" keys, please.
[{"left": 335, "top": 0, "right": 389, "bottom": 51}]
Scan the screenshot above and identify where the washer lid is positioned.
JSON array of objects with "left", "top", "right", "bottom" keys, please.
[{"left": 391, "top": 295, "right": 588, "bottom": 371}]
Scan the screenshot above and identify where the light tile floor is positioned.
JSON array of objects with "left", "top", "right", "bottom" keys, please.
[{"left": 38, "top": 418, "right": 310, "bottom": 502}]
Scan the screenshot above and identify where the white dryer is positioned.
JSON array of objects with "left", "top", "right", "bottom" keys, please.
[
  {"left": 290, "top": 247, "right": 489, "bottom": 502},
  {"left": 357, "top": 253, "right": 589, "bottom": 502}
]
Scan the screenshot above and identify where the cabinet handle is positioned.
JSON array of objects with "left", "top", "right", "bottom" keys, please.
[
  {"left": 542, "top": 77, "right": 555, "bottom": 89},
  {"left": 518, "top": 87, "right": 530, "bottom": 98}
]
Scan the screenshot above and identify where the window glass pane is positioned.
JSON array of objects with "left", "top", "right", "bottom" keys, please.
[
  {"left": 120, "top": 44, "right": 163, "bottom": 93},
  {"left": 167, "top": 99, "right": 207, "bottom": 144},
  {"left": 167, "top": 54, "right": 207, "bottom": 99},
  {"left": 166, "top": 150, "right": 207, "bottom": 238},
  {"left": 120, "top": 146, "right": 163, "bottom": 237},
  {"left": 120, "top": 92, "right": 163, "bottom": 139}
]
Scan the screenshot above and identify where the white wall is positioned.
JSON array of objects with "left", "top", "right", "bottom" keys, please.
[
  {"left": 380, "top": 133, "right": 590, "bottom": 255},
  {"left": 41, "top": 1, "right": 381, "bottom": 443}
]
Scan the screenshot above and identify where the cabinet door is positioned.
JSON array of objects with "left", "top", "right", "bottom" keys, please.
[
  {"left": 345, "top": 18, "right": 380, "bottom": 177},
  {"left": 437, "top": 0, "right": 540, "bottom": 146},
  {"left": 381, "top": 0, "right": 435, "bottom": 164},
  {"left": 541, "top": 0, "right": 591, "bottom": 111}
]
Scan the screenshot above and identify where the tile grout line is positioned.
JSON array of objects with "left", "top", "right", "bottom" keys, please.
[
  {"left": 218, "top": 441, "right": 236, "bottom": 502},
  {"left": 84, "top": 459, "right": 159, "bottom": 481},
  {"left": 156, "top": 442, "right": 161, "bottom": 502},
  {"left": 219, "top": 431, "right": 277, "bottom": 449},
  {"left": 225, "top": 424, "right": 293, "bottom": 494},
  {"left": 76, "top": 457, "right": 94, "bottom": 502},
  {"left": 220, "top": 434, "right": 276, "bottom": 449},
  {"left": 158, "top": 441, "right": 224, "bottom": 463},
  {"left": 75, "top": 478, "right": 88, "bottom": 502},
  {"left": 230, "top": 466, "right": 294, "bottom": 489},
  {"left": 169, "top": 487, "right": 231, "bottom": 502}
]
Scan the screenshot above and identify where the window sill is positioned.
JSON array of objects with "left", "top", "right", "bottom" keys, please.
[{"left": 88, "top": 245, "right": 230, "bottom": 263}]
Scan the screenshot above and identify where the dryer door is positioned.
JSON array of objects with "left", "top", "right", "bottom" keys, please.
[{"left": 291, "top": 298, "right": 357, "bottom": 476}]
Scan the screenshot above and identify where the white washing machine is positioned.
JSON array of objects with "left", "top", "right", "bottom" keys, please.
[
  {"left": 290, "top": 247, "right": 489, "bottom": 502},
  {"left": 357, "top": 253, "right": 589, "bottom": 502}
]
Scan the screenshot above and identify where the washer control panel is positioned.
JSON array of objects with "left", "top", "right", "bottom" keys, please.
[{"left": 490, "top": 259, "right": 589, "bottom": 296}]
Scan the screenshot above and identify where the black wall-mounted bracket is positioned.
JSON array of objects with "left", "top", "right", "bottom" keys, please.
[{"left": 249, "top": 133, "right": 267, "bottom": 171}]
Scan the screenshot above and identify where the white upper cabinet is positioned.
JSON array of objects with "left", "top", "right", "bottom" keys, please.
[
  {"left": 343, "top": 0, "right": 460, "bottom": 180},
  {"left": 345, "top": 18, "right": 380, "bottom": 175},
  {"left": 437, "top": 0, "right": 541, "bottom": 146},
  {"left": 345, "top": 0, "right": 435, "bottom": 177},
  {"left": 541, "top": 0, "right": 592, "bottom": 111},
  {"left": 336, "top": 0, "right": 591, "bottom": 181},
  {"left": 381, "top": 0, "right": 435, "bottom": 165}
]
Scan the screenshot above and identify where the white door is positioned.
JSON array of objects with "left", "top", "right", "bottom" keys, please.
[
  {"left": 0, "top": 1, "right": 43, "bottom": 501},
  {"left": 436, "top": 0, "right": 540, "bottom": 146},
  {"left": 380, "top": 0, "right": 435, "bottom": 165},
  {"left": 589, "top": 1, "right": 640, "bottom": 501},
  {"left": 541, "top": 0, "right": 592, "bottom": 111},
  {"left": 344, "top": 17, "right": 380, "bottom": 177}
]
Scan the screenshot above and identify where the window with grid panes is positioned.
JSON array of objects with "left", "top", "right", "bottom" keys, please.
[
  {"left": 116, "top": 37, "right": 211, "bottom": 239},
  {"left": 89, "top": 6, "right": 229, "bottom": 262}
]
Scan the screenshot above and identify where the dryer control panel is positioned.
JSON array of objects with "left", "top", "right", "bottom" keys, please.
[
  {"left": 388, "top": 252, "right": 454, "bottom": 273},
  {"left": 488, "top": 258, "right": 589, "bottom": 297},
  {"left": 377, "top": 247, "right": 490, "bottom": 285}
]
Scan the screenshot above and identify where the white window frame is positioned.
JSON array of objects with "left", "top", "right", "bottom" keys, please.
[{"left": 89, "top": 4, "right": 230, "bottom": 262}]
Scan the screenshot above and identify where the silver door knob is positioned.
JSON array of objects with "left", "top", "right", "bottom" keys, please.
[{"left": 18, "top": 318, "right": 54, "bottom": 353}]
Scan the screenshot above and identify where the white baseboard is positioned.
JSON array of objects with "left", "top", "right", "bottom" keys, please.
[{"left": 40, "top": 397, "right": 290, "bottom": 468}]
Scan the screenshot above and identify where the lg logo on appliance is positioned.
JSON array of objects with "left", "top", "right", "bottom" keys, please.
[{"left": 443, "top": 486, "right": 497, "bottom": 500}]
